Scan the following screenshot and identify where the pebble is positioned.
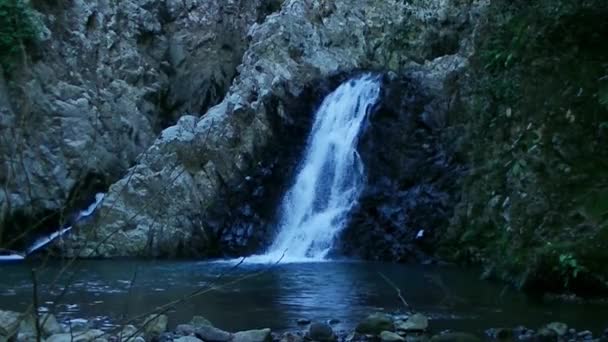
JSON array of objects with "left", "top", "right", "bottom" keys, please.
[
  {"left": 328, "top": 319, "right": 341, "bottom": 325},
  {"left": 297, "top": 319, "right": 311, "bottom": 325}
]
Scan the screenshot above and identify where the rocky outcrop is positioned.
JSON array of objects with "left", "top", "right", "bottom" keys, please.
[
  {"left": 338, "top": 56, "right": 467, "bottom": 262},
  {"left": 0, "top": 0, "right": 280, "bottom": 250},
  {"left": 61, "top": 0, "right": 428, "bottom": 257},
  {"left": 336, "top": 0, "right": 483, "bottom": 262}
]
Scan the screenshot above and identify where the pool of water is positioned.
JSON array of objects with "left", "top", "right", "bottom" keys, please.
[{"left": 1, "top": 259, "right": 607, "bottom": 334}]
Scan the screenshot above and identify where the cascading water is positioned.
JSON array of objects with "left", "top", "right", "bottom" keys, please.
[
  {"left": 251, "top": 74, "right": 381, "bottom": 263},
  {"left": 0, "top": 193, "right": 105, "bottom": 262}
]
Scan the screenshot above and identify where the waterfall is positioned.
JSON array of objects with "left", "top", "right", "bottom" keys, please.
[
  {"left": 0, "top": 192, "right": 106, "bottom": 262},
  {"left": 252, "top": 74, "right": 381, "bottom": 263}
]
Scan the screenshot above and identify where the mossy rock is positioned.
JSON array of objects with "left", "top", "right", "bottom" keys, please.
[{"left": 355, "top": 313, "right": 394, "bottom": 335}]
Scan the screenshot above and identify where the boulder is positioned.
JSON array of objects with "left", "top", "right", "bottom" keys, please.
[
  {"left": 194, "top": 325, "right": 232, "bottom": 342},
  {"left": 0, "top": 310, "right": 21, "bottom": 340},
  {"left": 65, "top": 319, "right": 91, "bottom": 333},
  {"left": 396, "top": 314, "right": 428, "bottom": 332},
  {"left": 19, "top": 313, "right": 63, "bottom": 337},
  {"left": 176, "top": 324, "right": 196, "bottom": 336},
  {"left": 143, "top": 314, "right": 168, "bottom": 339},
  {"left": 545, "top": 323, "right": 568, "bottom": 337},
  {"left": 190, "top": 316, "right": 213, "bottom": 328},
  {"left": 119, "top": 325, "right": 142, "bottom": 341},
  {"left": 381, "top": 331, "right": 406, "bottom": 342},
  {"left": 355, "top": 313, "right": 394, "bottom": 335},
  {"left": 307, "top": 323, "right": 335, "bottom": 342},
  {"left": 232, "top": 329, "right": 272, "bottom": 342}
]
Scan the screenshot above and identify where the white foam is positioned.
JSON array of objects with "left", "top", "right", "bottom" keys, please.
[
  {"left": 0, "top": 254, "right": 25, "bottom": 261},
  {"left": 76, "top": 193, "right": 105, "bottom": 220}
]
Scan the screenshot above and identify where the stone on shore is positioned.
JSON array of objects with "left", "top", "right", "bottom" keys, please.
[
  {"left": 396, "top": 314, "right": 428, "bottom": 332},
  {"left": 194, "top": 325, "right": 232, "bottom": 342},
  {"left": 545, "top": 323, "right": 568, "bottom": 337},
  {"left": 190, "top": 316, "right": 213, "bottom": 328},
  {"left": 143, "top": 314, "right": 168, "bottom": 339},
  {"left": 177, "top": 324, "right": 196, "bottom": 336},
  {"left": 356, "top": 313, "right": 394, "bottom": 335},
  {"left": 307, "top": 323, "right": 335, "bottom": 342},
  {"left": 381, "top": 331, "right": 406, "bottom": 342},
  {"left": 119, "top": 325, "right": 143, "bottom": 341},
  {"left": 233, "top": 328, "right": 272, "bottom": 342},
  {"left": 0, "top": 310, "right": 21, "bottom": 340},
  {"left": 19, "top": 313, "right": 63, "bottom": 338}
]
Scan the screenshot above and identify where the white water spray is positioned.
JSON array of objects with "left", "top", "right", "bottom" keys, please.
[{"left": 251, "top": 75, "right": 381, "bottom": 263}]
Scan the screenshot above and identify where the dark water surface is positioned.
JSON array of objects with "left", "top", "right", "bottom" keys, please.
[{"left": 1, "top": 260, "right": 607, "bottom": 334}]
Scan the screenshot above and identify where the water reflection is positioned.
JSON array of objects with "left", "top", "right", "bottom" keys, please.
[{"left": 1, "top": 260, "right": 608, "bottom": 334}]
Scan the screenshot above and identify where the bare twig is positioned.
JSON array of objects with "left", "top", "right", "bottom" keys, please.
[
  {"left": 378, "top": 272, "right": 410, "bottom": 310},
  {"left": 31, "top": 269, "right": 42, "bottom": 342}
]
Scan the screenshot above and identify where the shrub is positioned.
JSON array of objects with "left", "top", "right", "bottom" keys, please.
[{"left": 0, "top": 0, "right": 38, "bottom": 71}]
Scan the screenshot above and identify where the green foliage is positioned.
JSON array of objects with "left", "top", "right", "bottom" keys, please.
[
  {"left": 442, "top": 0, "right": 608, "bottom": 294},
  {"left": 556, "top": 253, "right": 587, "bottom": 288},
  {"left": 0, "top": 0, "right": 38, "bottom": 71}
]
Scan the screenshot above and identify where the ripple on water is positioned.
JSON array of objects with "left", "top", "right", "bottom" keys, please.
[{"left": 2, "top": 260, "right": 608, "bottom": 334}]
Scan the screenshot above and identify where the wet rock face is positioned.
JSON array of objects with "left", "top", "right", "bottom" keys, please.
[
  {"left": 61, "top": 0, "right": 415, "bottom": 258},
  {"left": 205, "top": 80, "right": 336, "bottom": 256},
  {"left": 338, "top": 60, "right": 466, "bottom": 262},
  {"left": 0, "top": 0, "right": 277, "bottom": 250}
]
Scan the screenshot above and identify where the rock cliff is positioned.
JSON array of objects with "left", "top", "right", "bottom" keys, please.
[
  {"left": 0, "top": 0, "right": 279, "bottom": 249},
  {"left": 62, "top": 0, "right": 412, "bottom": 257}
]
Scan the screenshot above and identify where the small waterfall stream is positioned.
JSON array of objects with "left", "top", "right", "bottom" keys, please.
[
  {"left": 0, "top": 193, "right": 105, "bottom": 261},
  {"left": 253, "top": 75, "right": 381, "bottom": 263}
]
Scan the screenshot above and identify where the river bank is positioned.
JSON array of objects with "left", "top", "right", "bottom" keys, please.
[{"left": 2, "top": 308, "right": 608, "bottom": 342}]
